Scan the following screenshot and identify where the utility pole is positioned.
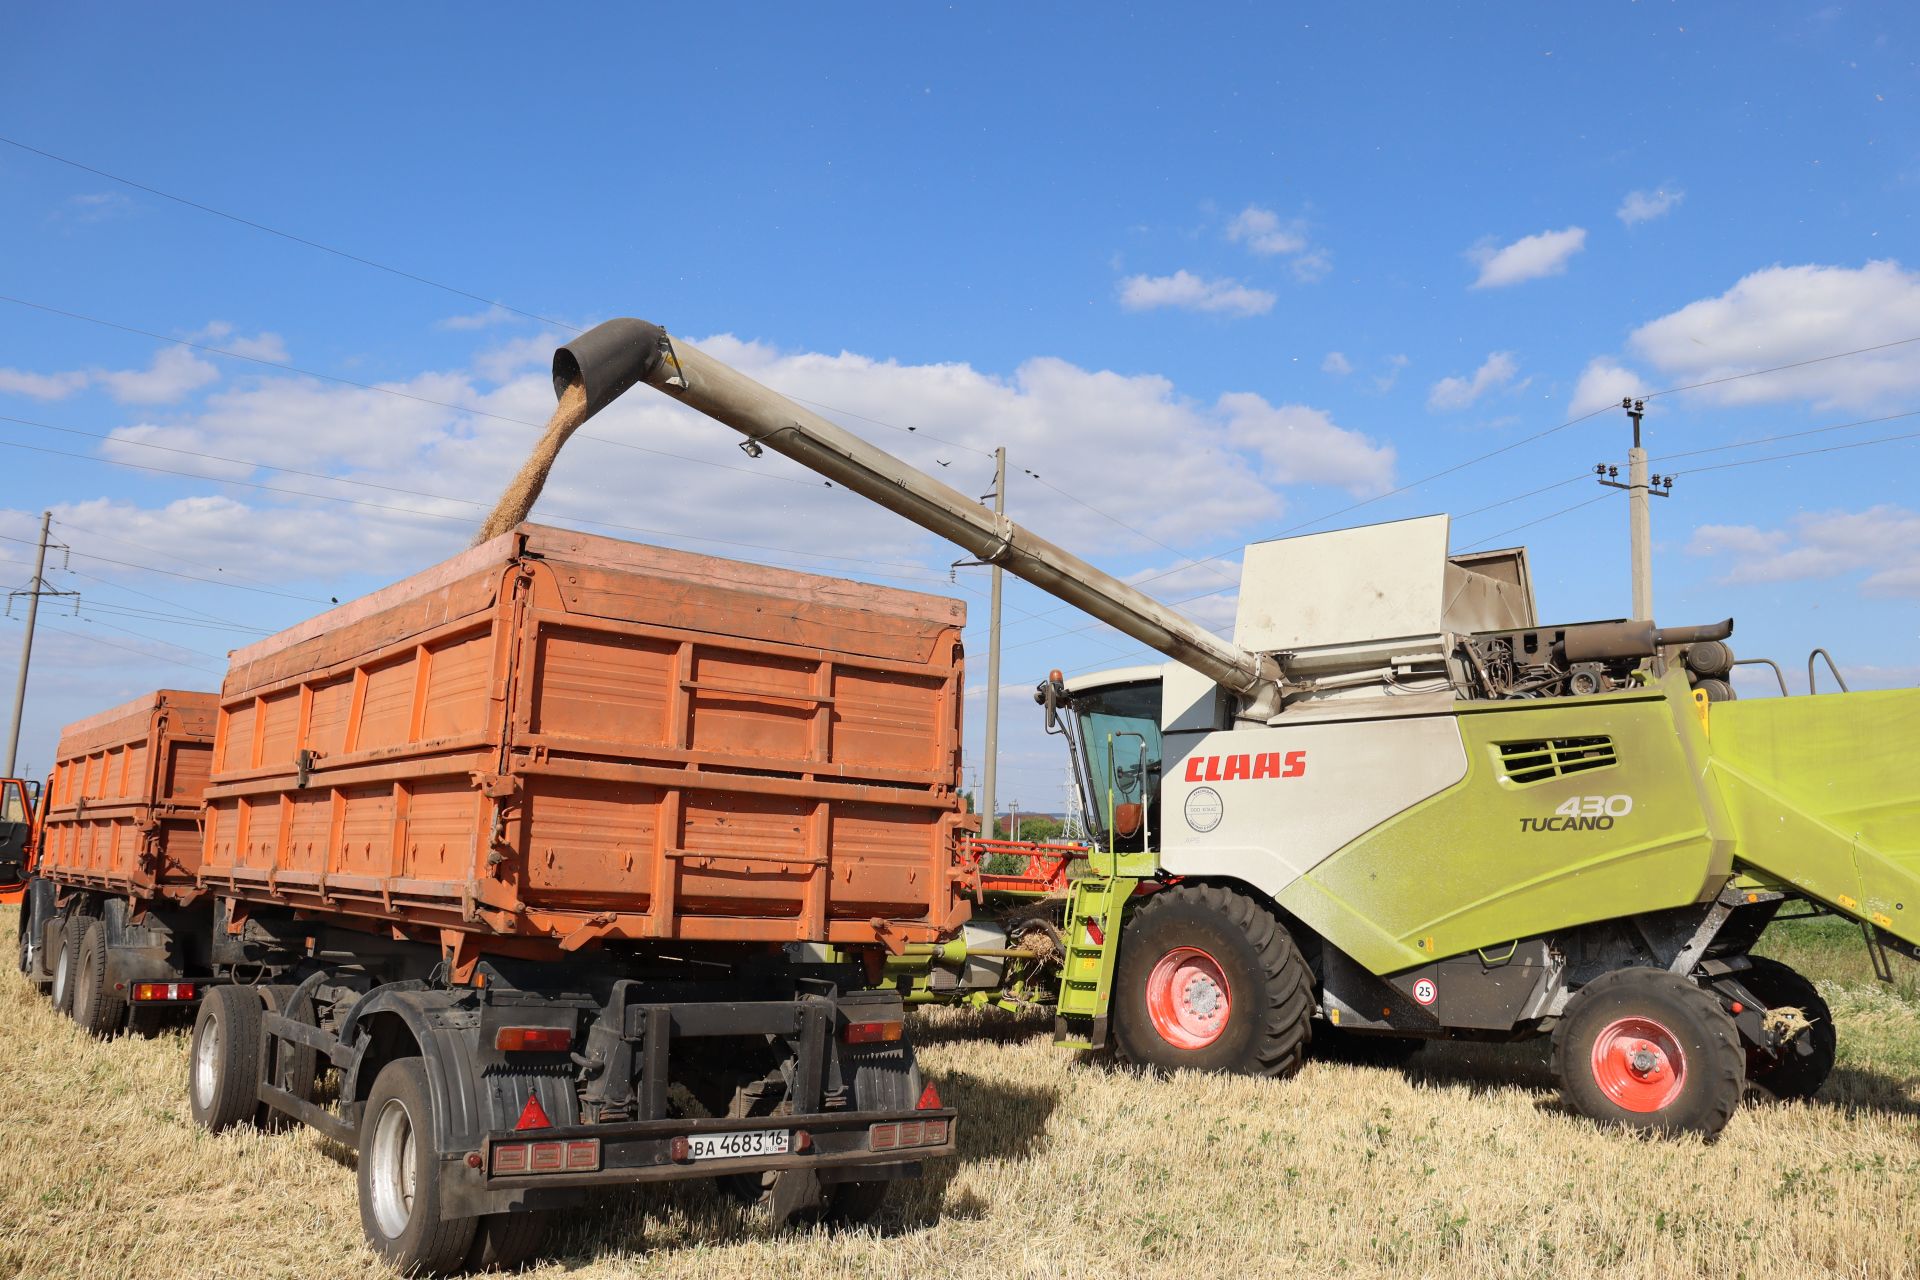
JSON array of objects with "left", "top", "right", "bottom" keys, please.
[
  {"left": 6, "top": 511, "right": 77, "bottom": 776},
  {"left": 1595, "top": 399, "right": 1672, "bottom": 622},
  {"left": 979, "top": 447, "right": 1006, "bottom": 841}
]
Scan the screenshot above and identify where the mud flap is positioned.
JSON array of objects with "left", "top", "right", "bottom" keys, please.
[{"left": 767, "top": 1167, "right": 825, "bottom": 1226}]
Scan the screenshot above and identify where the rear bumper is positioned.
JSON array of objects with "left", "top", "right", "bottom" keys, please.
[{"left": 478, "top": 1106, "right": 957, "bottom": 1193}]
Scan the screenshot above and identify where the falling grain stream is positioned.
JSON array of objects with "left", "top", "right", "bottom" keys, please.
[{"left": 472, "top": 379, "right": 591, "bottom": 544}]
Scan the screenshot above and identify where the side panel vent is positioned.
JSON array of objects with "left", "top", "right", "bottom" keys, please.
[{"left": 1498, "top": 736, "right": 1616, "bottom": 784}]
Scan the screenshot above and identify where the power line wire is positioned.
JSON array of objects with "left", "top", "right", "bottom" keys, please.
[{"left": 0, "top": 134, "right": 580, "bottom": 332}]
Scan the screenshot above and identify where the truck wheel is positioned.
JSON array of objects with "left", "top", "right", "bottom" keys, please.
[
  {"left": 190, "top": 984, "right": 265, "bottom": 1132},
  {"left": 1738, "top": 957, "right": 1836, "bottom": 1102},
  {"left": 464, "top": 1211, "right": 550, "bottom": 1272},
  {"left": 14, "top": 899, "right": 32, "bottom": 976},
  {"left": 71, "top": 920, "right": 127, "bottom": 1038},
  {"left": 358, "top": 1056, "right": 476, "bottom": 1275},
  {"left": 51, "top": 912, "right": 89, "bottom": 1015},
  {"left": 1111, "top": 884, "right": 1313, "bottom": 1078},
  {"left": 1551, "top": 968, "right": 1743, "bottom": 1137}
]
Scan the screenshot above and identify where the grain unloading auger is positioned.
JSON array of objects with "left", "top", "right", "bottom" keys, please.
[{"left": 558, "top": 317, "right": 1920, "bottom": 1137}]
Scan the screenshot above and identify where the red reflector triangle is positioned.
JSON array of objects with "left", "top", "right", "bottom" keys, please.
[
  {"left": 916, "top": 1081, "right": 942, "bottom": 1111},
  {"left": 515, "top": 1091, "right": 553, "bottom": 1131}
]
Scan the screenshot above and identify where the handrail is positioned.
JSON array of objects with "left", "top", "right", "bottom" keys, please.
[
  {"left": 1730, "top": 658, "right": 1789, "bottom": 697},
  {"left": 1808, "top": 648, "right": 1850, "bottom": 694}
]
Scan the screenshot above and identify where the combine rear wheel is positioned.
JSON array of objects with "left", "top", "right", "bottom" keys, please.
[
  {"left": 1738, "top": 957, "right": 1835, "bottom": 1102},
  {"left": 1112, "top": 884, "right": 1313, "bottom": 1077},
  {"left": 1551, "top": 968, "right": 1743, "bottom": 1137}
]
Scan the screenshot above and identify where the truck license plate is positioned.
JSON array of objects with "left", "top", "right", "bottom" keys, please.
[{"left": 687, "top": 1129, "right": 791, "bottom": 1161}]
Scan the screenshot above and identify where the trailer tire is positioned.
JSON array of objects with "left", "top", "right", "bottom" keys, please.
[
  {"left": 71, "top": 919, "right": 126, "bottom": 1038},
  {"left": 1738, "top": 957, "right": 1836, "bottom": 1102},
  {"left": 51, "top": 911, "right": 89, "bottom": 1015},
  {"left": 358, "top": 1056, "right": 476, "bottom": 1276},
  {"left": 190, "top": 984, "right": 266, "bottom": 1133},
  {"left": 463, "top": 1211, "right": 550, "bottom": 1272},
  {"left": 1112, "top": 883, "right": 1313, "bottom": 1078},
  {"left": 1552, "top": 967, "right": 1743, "bottom": 1138}
]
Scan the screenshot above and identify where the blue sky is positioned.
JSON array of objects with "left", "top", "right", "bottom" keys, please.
[{"left": 1, "top": 3, "right": 1916, "bottom": 810}]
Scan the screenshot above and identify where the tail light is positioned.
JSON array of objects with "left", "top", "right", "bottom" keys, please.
[
  {"left": 842, "top": 1019, "right": 904, "bottom": 1045},
  {"left": 130, "top": 982, "right": 198, "bottom": 1003},
  {"left": 917, "top": 1081, "right": 942, "bottom": 1110},
  {"left": 496, "top": 1026, "right": 573, "bottom": 1053},
  {"left": 869, "top": 1118, "right": 950, "bottom": 1152},
  {"left": 491, "top": 1139, "right": 600, "bottom": 1176}
]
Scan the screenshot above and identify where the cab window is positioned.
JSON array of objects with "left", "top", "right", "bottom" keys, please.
[
  {"left": 1074, "top": 682, "right": 1163, "bottom": 849},
  {"left": 0, "top": 781, "right": 25, "bottom": 824}
]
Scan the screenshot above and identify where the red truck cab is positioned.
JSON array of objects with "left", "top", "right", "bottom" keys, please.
[{"left": 0, "top": 776, "right": 39, "bottom": 904}]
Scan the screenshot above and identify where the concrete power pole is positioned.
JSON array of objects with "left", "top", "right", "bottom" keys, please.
[
  {"left": 5, "top": 510, "right": 69, "bottom": 775},
  {"left": 979, "top": 447, "right": 1006, "bottom": 841},
  {"left": 1595, "top": 399, "right": 1672, "bottom": 622}
]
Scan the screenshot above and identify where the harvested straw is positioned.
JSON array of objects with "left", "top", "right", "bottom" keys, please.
[{"left": 471, "top": 380, "right": 592, "bottom": 545}]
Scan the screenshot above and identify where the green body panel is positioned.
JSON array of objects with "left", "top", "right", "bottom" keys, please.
[
  {"left": 1277, "top": 672, "right": 1733, "bottom": 975},
  {"left": 1707, "top": 688, "right": 1920, "bottom": 944}
]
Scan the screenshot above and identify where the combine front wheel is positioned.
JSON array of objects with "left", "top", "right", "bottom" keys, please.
[
  {"left": 1551, "top": 968, "right": 1743, "bottom": 1137},
  {"left": 1112, "top": 884, "right": 1313, "bottom": 1077}
]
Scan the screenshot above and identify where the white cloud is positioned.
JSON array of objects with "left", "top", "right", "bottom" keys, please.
[
  {"left": 1218, "top": 396, "right": 1396, "bottom": 495},
  {"left": 1568, "top": 357, "right": 1645, "bottom": 414},
  {"left": 1225, "top": 206, "right": 1308, "bottom": 257},
  {"left": 439, "top": 305, "right": 520, "bottom": 331},
  {"left": 97, "top": 346, "right": 221, "bottom": 404},
  {"left": 0, "top": 368, "right": 88, "bottom": 400},
  {"left": 1468, "top": 226, "right": 1587, "bottom": 289},
  {"left": 1118, "top": 271, "right": 1275, "bottom": 317},
  {"left": 1321, "top": 352, "right": 1353, "bottom": 377},
  {"left": 1427, "top": 351, "right": 1520, "bottom": 411},
  {"left": 1687, "top": 505, "right": 1920, "bottom": 597},
  {"left": 1618, "top": 187, "right": 1685, "bottom": 225},
  {"left": 1290, "top": 247, "right": 1334, "bottom": 283},
  {"left": 1224, "top": 205, "right": 1332, "bottom": 282},
  {"left": 1127, "top": 556, "right": 1243, "bottom": 632},
  {"left": 1374, "top": 354, "right": 1410, "bottom": 394},
  {"left": 1624, "top": 260, "right": 1920, "bottom": 409},
  {"left": 226, "top": 332, "right": 290, "bottom": 363}
]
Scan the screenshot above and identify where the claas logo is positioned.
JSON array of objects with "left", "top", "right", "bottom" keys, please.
[{"left": 1182, "top": 751, "right": 1307, "bottom": 783}]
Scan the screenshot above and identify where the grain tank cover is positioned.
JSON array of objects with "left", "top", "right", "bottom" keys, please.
[{"left": 1232, "top": 514, "right": 1535, "bottom": 657}]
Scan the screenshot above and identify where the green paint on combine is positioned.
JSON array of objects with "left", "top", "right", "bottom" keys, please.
[{"left": 1710, "top": 686, "right": 1920, "bottom": 947}]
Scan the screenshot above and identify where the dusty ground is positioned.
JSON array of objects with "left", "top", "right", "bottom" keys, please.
[{"left": 3, "top": 908, "right": 1917, "bottom": 1280}]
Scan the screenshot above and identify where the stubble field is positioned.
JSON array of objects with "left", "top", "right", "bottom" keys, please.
[{"left": 3, "top": 909, "right": 1917, "bottom": 1280}]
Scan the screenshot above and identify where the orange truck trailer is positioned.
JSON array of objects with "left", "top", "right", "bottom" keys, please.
[
  {"left": 18, "top": 524, "right": 966, "bottom": 1274},
  {"left": 17, "top": 690, "right": 217, "bottom": 1033}
]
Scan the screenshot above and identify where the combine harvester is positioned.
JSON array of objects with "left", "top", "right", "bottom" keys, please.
[{"left": 559, "top": 315, "right": 1920, "bottom": 1138}]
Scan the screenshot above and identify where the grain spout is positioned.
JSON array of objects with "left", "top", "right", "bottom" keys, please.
[{"left": 471, "top": 379, "right": 592, "bottom": 545}]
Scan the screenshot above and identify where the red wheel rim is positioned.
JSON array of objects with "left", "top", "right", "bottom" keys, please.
[
  {"left": 1590, "top": 1015, "right": 1687, "bottom": 1112},
  {"left": 1144, "top": 946, "right": 1231, "bottom": 1050}
]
